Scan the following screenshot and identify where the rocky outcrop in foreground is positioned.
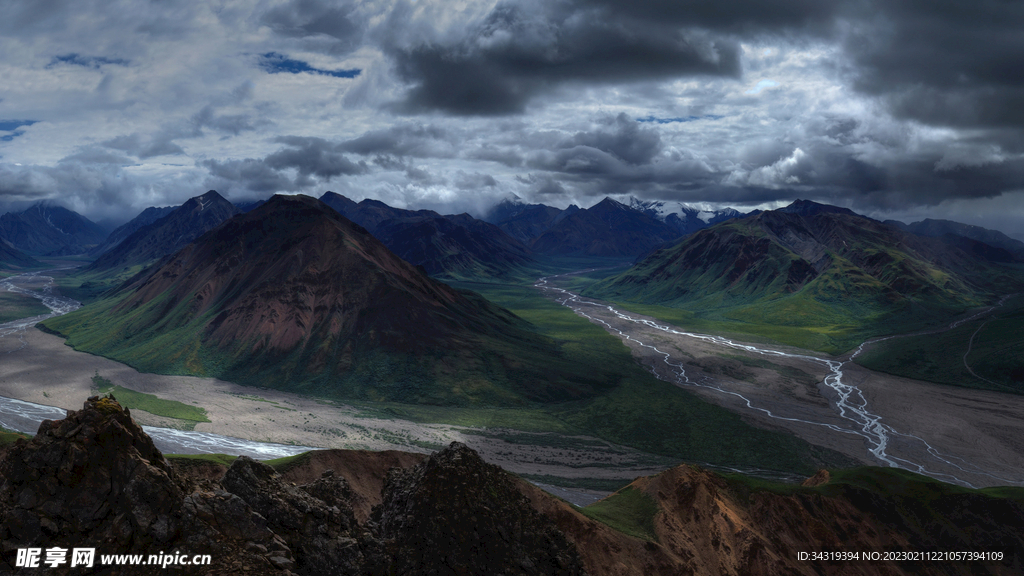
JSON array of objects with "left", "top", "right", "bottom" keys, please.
[
  {"left": 0, "top": 397, "right": 586, "bottom": 575},
  {"left": 3, "top": 395, "right": 1022, "bottom": 576}
]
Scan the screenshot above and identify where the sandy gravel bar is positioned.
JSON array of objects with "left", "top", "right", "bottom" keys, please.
[{"left": 0, "top": 327, "right": 669, "bottom": 494}]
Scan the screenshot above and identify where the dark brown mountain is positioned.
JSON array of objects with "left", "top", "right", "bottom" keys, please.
[
  {"left": 320, "top": 191, "right": 533, "bottom": 279},
  {"left": 46, "top": 194, "right": 609, "bottom": 405},
  {"left": 0, "top": 202, "right": 108, "bottom": 256},
  {"left": 86, "top": 190, "right": 240, "bottom": 272},
  {"left": 0, "top": 240, "right": 42, "bottom": 269},
  {"left": 530, "top": 197, "right": 681, "bottom": 259},
  {"left": 88, "top": 205, "right": 176, "bottom": 257}
]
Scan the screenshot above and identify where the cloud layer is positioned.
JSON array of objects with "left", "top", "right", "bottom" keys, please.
[{"left": 0, "top": 0, "right": 1021, "bottom": 236}]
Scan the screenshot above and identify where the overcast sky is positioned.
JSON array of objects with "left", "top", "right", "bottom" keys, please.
[{"left": 1, "top": 0, "right": 1022, "bottom": 237}]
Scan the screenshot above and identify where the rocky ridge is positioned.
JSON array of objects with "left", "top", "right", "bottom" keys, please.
[
  {"left": 3, "top": 396, "right": 1023, "bottom": 575},
  {"left": 0, "top": 396, "right": 586, "bottom": 575}
]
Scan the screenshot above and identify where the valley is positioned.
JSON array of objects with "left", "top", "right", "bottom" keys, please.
[
  {"left": 0, "top": 269, "right": 673, "bottom": 505},
  {"left": 3, "top": 195, "right": 1024, "bottom": 573},
  {"left": 535, "top": 270, "right": 1024, "bottom": 489}
]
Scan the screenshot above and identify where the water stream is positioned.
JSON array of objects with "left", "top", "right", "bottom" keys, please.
[
  {"left": 0, "top": 270, "right": 312, "bottom": 459},
  {"left": 535, "top": 273, "right": 1020, "bottom": 488}
]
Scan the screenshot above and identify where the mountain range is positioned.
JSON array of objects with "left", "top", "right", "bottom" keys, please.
[
  {"left": 887, "top": 218, "right": 1024, "bottom": 256},
  {"left": 0, "top": 202, "right": 107, "bottom": 256},
  {"left": 44, "top": 194, "right": 611, "bottom": 405},
  {"left": 319, "top": 192, "right": 533, "bottom": 280},
  {"left": 484, "top": 194, "right": 580, "bottom": 244},
  {"left": 529, "top": 198, "right": 682, "bottom": 259},
  {"left": 86, "top": 190, "right": 240, "bottom": 273},
  {"left": 88, "top": 205, "right": 177, "bottom": 257},
  {"left": 586, "top": 199, "right": 1024, "bottom": 352},
  {"left": 484, "top": 194, "right": 748, "bottom": 260},
  {"left": 626, "top": 196, "right": 745, "bottom": 236}
]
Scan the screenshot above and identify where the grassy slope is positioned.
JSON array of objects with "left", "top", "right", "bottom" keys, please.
[
  {"left": 0, "top": 426, "right": 30, "bottom": 447},
  {"left": 52, "top": 264, "right": 148, "bottom": 305},
  {"left": 582, "top": 221, "right": 1023, "bottom": 355},
  {"left": 42, "top": 256, "right": 846, "bottom": 475},
  {"left": 855, "top": 294, "right": 1024, "bottom": 394},
  {"left": 0, "top": 291, "right": 51, "bottom": 323},
  {"left": 444, "top": 277, "right": 850, "bottom": 475},
  {"left": 42, "top": 281, "right": 621, "bottom": 408},
  {"left": 91, "top": 373, "right": 210, "bottom": 430},
  {"left": 580, "top": 486, "right": 660, "bottom": 541}
]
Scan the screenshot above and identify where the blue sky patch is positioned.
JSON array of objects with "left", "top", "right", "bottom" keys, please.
[
  {"left": 48, "top": 54, "right": 129, "bottom": 69},
  {"left": 258, "top": 52, "right": 360, "bottom": 78},
  {"left": 746, "top": 79, "right": 779, "bottom": 95},
  {"left": 0, "top": 120, "right": 38, "bottom": 141},
  {"left": 637, "top": 115, "right": 723, "bottom": 124}
]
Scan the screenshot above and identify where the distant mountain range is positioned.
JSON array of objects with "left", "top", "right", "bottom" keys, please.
[
  {"left": 627, "top": 197, "right": 745, "bottom": 236},
  {"left": 0, "top": 203, "right": 107, "bottom": 256},
  {"left": 887, "top": 218, "right": 1024, "bottom": 256},
  {"left": 45, "top": 194, "right": 611, "bottom": 405},
  {"left": 86, "top": 190, "right": 240, "bottom": 272},
  {"left": 529, "top": 197, "right": 681, "bottom": 259},
  {"left": 88, "top": 206, "right": 177, "bottom": 257},
  {"left": 319, "top": 192, "right": 532, "bottom": 280},
  {"left": 586, "top": 199, "right": 1024, "bottom": 352},
  {"left": 484, "top": 194, "right": 748, "bottom": 260},
  {"left": 484, "top": 195, "right": 580, "bottom": 244}
]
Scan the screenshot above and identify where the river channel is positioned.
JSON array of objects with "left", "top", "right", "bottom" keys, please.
[
  {"left": 0, "top": 270, "right": 313, "bottom": 459},
  {"left": 536, "top": 272, "right": 1024, "bottom": 489}
]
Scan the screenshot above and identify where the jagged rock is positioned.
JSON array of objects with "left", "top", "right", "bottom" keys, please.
[
  {"left": 374, "top": 442, "right": 588, "bottom": 576},
  {"left": 222, "top": 456, "right": 384, "bottom": 575},
  {"left": 0, "top": 396, "right": 183, "bottom": 552},
  {"left": 0, "top": 400, "right": 592, "bottom": 576},
  {"left": 0, "top": 397, "right": 278, "bottom": 575}
]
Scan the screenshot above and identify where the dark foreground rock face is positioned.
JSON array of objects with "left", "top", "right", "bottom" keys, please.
[
  {"left": 376, "top": 442, "right": 587, "bottom": 576},
  {"left": 0, "top": 397, "right": 587, "bottom": 575}
]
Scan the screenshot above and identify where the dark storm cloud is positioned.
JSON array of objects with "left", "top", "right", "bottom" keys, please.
[
  {"left": 260, "top": 0, "right": 365, "bottom": 55},
  {"left": 454, "top": 171, "right": 497, "bottom": 190},
  {"left": 385, "top": 0, "right": 743, "bottom": 115},
  {"left": 201, "top": 158, "right": 299, "bottom": 193},
  {"left": 200, "top": 137, "right": 367, "bottom": 193},
  {"left": 568, "top": 113, "right": 662, "bottom": 166},
  {"left": 265, "top": 137, "right": 367, "bottom": 181},
  {"left": 466, "top": 146, "right": 524, "bottom": 168},
  {"left": 581, "top": 0, "right": 840, "bottom": 33},
  {"left": 843, "top": 0, "right": 1024, "bottom": 130},
  {"left": 336, "top": 124, "right": 454, "bottom": 158}
]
